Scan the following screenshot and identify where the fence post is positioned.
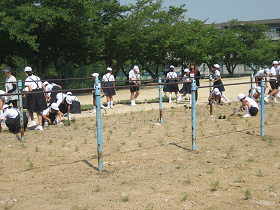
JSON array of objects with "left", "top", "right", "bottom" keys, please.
[
  {"left": 209, "top": 75, "right": 213, "bottom": 115},
  {"left": 95, "top": 77, "right": 103, "bottom": 171},
  {"left": 191, "top": 79, "right": 197, "bottom": 151},
  {"left": 18, "top": 80, "right": 25, "bottom": 142},
  {"left": 251, "top": 72, "right": 254, "bottom": 99},
  {"left": 261, "top": 79, "right": 265, "bottom": 136},
  {"left": 158, "top": 78, "right": 163, "bottom": 123}
]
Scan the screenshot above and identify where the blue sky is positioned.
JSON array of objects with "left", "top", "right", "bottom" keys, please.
[{"left": 119, "top": 0, "right": 280, "bottom": 24}]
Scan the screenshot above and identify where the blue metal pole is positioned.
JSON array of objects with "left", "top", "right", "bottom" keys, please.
[
  {"left": 158, "top": 78, "right": 163, "bottom": 123},
  {"left": 95, "top": 77, "right": 103, "bottom": 171},
  {"left": 191, "top": 79, "right": 197, "bottom": 151},
  {"left": 18, "top": 80, "right": 25, "bottom": 142},
  {"left": 261, "top": 79, "right": 265, "bottom": 136},
  {"left": 251, "top": 72, "right": 254, "bottom": 99}
]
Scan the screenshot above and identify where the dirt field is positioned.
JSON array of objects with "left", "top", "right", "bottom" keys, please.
[{"left": 1, "top": 77, "right": 280, "bottom": 209}]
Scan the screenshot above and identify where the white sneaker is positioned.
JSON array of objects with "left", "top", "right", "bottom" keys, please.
[
  {"left": 169, "top": 101, "right": 173, "bottom": 103},
  {"left": 44, "top": 121, "right": 48, "bottom": 127},
  {"left": 35, "top": 125, "right": 43, "bottom": 130},
  {"left": 106, "top": 106, "right": 110, "bottom": 109},
  {"left": 28, "top": 120, "right": 37, "bottom": 128},
  {"left": 225, "top": 100, "right": 231, "bottom": 103},
  {"left": 177, "top": 98, "right": 181, "bottom": 104},
  {"left": 243, "top": 113, "right": 251, "bottom": 118},
  {"left": 89, "top": 110, "right": 96, "bottom": 114},
  {"left": 274, "top": 100, "right": 280, "bottom": 103},
  {"left": 131, "top": 102, "right": 136, "bottom": 106},
  {"left": 110, "top": 106, "right": 113, "bottom": 109},
  {"left": 264, "top": 97, "right": 269, "bottom": 103}
]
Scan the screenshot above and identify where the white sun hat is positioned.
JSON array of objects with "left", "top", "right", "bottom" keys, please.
[
  {"left": 2, "top": 104, "right": 9, "bottom": 110},
  {"left": 264, "top": 68, "right": 270, "bottom": 74},
  {"left": 66, "top": 96, "right": 73, "bottom": 105},
  {"left": 24, "top": 66, "right": 32, "bottom": 72},
  {"left": 272, "top": 61, "right": 279, "bottom": 65},
  {"left": 237, "top": 93, "right": 246, "bottom": 101},
  {"left": 107, "top": 67, "right": 113, "bottom": 71},
  {"left": 43, "top": 81, "right": 49, "bottom": 86},
  {"left": 51, "top": 103, "right": 59, "bottom": 111},
  {"left": 214, "top": 64, "right": 220, "bottom": 69},
  {"left": 214, "top": 88, "right": 220, "bottom": 95},
  {"left": 184, "top": 68, "right": 190, "bottom": 73},
  {"left": 91, "top": 73, "right": 99, "bottom": 77},
  {"left": 170, "top": 65, "right": 175, "bottom": 69},
  {"left": 256, "top": 86, "right": 261, "bottom": 92}
]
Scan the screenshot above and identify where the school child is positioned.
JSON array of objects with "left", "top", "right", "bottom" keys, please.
[
  {"left": 55, "top": 92, "right": 73, "bottom": 121},
  {"left": 255, "top": 68, "right": 269, "bottom": 93},
  {"left": 90, "top": 73, "right": 107, "bottom": 114},
  {"left": 237, "top": 93, "right": 259, "bottom": 117},
  {"left": 178, "top": 68, "right": 192, "bottom": 103},
  {"left": 129, "top": 66, "right": 141, "bottom": 106},
  {"left": 42, "top": 103, "right": 63, "bottom": 126},
  {"left": 166, "top": 65, "right": 179, "bottom": 103},
  {"left": 212, "top": 64, "right": 230, "bottom": 103},
  {"left": 209, "top": 88, "right": 223, "bottom": 105},
  {"left": 189, "top": 62, "right": 200, "bottom": 101},
  {"left": 248, "top": 85, "right": 261, "bottom": 101},
  {"left": 0, "top": 104, "right": 28, "bottom": 134},
  {"left": 0, "top": 90, "right": 6, "bottom": 119},
  {"left": 2, "top": 67, "right": 18, "bottom": 108},
  {"left": 265, "top": 61, "right": 279, "bottom": 103},
  {"left": 24, "top": 66, "right": 49, "bottom": 130},
  {"left": 43, "top": 81, "right": 62, "bottom": 104},
  {"left": 102, "top": 67, "right": 116, "bottom": 109}
]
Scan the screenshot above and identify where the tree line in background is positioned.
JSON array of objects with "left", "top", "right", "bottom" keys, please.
[{"left": 1, "top": 0, "right": 280, "bottom": 82}]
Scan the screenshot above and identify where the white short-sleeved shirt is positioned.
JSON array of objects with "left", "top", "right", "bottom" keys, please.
[
  {"left": 56, "top": 93, "right": 67, "bottom": 107},
  {"left": 214, "top": 70, "right": 221, "bottom": 79},
  {"left": 129, "top": 70, "right": 140, "bottom": 83},
  {"left": 25, "top": 75, "right": 42, "bottom": 90},
  {"left": 0, "top": 90, "right": 6, "bottom": 102},
  {"left": 5, "top": 76, "right": 18, "bottom": 101},
  {"left": 270, "top": 67, "right": 277, "bottom": 80},
  {"left": 102, "top": 73, "right": 115, "bottom": 82},
  {"left": 167, "top": 71, "right": 177, "bottom": 80},
  {"left": 45, "top": 83, "right": 59, "bottom": 96},
  {"left": 182, "top": 74, "right": 190, "bottom": 82},
  {"left": 42, "top": 107, "right": 51, "bottom": 116},
  {"left": 1, "top": 108, "right": 18, "bottom": 120},
  {"left": 246, "top": 97, "right": 259, "bottom": 109},
  {"left": 255, "top": 69, "right": 268, "bottom": 78}
]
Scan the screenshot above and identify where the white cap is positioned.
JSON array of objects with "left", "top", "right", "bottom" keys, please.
[
  {"left": 91, "top": 73, "right": 99, "bottom": 77},
  {"left": 66, "top": 96, "right": 73, "bottom": 105},
  {"left": 107, "top": 67, "right": 113, "bottom": 71},
  {"left": 256, "top": 86, "right": 261, "bottom": 92},
  {"left": 43, "top": 81, "right": 49, "bottom": 86},
  {"left": 184, "top": 68, "right": 190, "bottom": 73},
  {"left": 252, "top": 85, "right": 256, "bottom": 89},
  {"left": 272, "top": 61, "right": 279, "bottom": 65},
  {"left": 237, "top": 93, "right": 246, "bottom": 101},
  {"left": 51, "top": 103, "right": 59, "bottom": 111},
  {"left": 133, "top": 65, "right": 139, "bottom": 71},
  {"left": 214, "top": 88, "right": 220, "bottom": 95},
  {"left": 264, "top": 68, "right": 270, "bottom": 74},
  {"left": 66, "top": 92, "right": 72, "bottom": 96},
  {"left": 170, "top": 65, "right": 175, "bottom": 69},
  {"left": 2, "top": 104, "right": 9, "bottom": 110},
  {"left": 24, "top": 66, "right": 32, "bottom": 72},
  {"left": 214, "top": 64, "right": 220, "bottom": 69}
]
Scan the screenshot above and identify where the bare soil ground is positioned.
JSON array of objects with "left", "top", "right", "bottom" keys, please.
[{"left": 1, "top": 77, "right": 280, "bottom": 209}]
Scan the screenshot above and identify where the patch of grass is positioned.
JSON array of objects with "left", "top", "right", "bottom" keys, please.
[
  {"left": 145, "top": 202, "right": 154, "bottom": 210},
  {"left": 35, "top": 147, "right": 39, "bottom": 152},
  {"left": 210, "top": 180, "right": 219, "bottom": 191},
  {"left": 157, "top": 138, "right": 163, "bottom": 144},
  {"left": 182, "top": 175, "right": 191, "bottom": 185},
  {"left": 93, "top": 185, "right": 100, "bottom": 192},
  {"left": 234, "top": 175, "right": 243, "bottom": 183},
  {"left": 248, "top": 157, "right": 254, "bottom": 162},
  {"left": 270, "top": 184, "right": 276, "bottom": 191},
  {"left": 138, "top": 142, "right": 142, "bottom": 147},
  {"left": 49, "top": 140, "right": 53, "bottom": 144},
  {"left": 261, "top": 136, "right": 267, "bottom": 141},
  {"left": 265, "top": 121, "right": 267, "bottom": 125},
  {"left": 75, "top": 146, "right": 79, "bottom": 151},
  {"left": 62, "top": 143, "right": 65, "bottom": 147},
  {"left": 248, "top": 122, "right": 252, "bottom": 126},
  {"left": 48, "top": 150, "right": 52, "bottom": 156},
  {"left": 151, "top": 183, "right": 156, "bottom": 191},
  {"left": 148, "top": 129, "right": 152, "bottom": 134},
  {"left": 84, "top": 138, "right": 87, "bottom": 144},
  {"left": 257, "top": 169, "right": 263, "bottom": 177},
  {"left": 181, "top": 193, "right": 188, "bottom": 202},
  {"left": 122, "top": 196, "right": 129, "bottom": 202},
  {"left": 206, "top": 167, "right": 215, "bottom": 174},
  {"left": 20, "top": 143, "right": 26, "bottom": 148},
  {"left": 128, "top": 131, "right": 131, "bottom": 136},
  {"left": 245, "top": 188, "right": 251, "bottom": 200},
  {"left": 114, "top": 145, "right": 121, "bottom": 151},
  {"left": 29, "top": 161, "right": 33, "bottom": 168}
]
